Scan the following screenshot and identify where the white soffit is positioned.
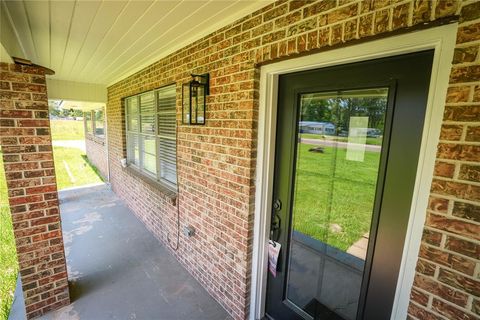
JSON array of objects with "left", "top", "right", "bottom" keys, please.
[{"left": 2, "top": 0, "right": 273, "bottom": 86}]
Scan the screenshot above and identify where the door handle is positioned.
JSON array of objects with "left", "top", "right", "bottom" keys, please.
[{"left": 270, "top": 199, "right": 282, "bottom": 242}]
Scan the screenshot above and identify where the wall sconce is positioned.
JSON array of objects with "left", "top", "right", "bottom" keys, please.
[{"left": 182, "top": 73, "right": 209, "bottom": 125}]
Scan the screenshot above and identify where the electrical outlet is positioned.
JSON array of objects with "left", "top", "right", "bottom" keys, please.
[{"left": 183, "top": 226, "right": 195, "bottom": 237}]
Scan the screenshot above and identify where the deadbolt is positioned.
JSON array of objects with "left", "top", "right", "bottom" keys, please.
[{"left": 273, "top": 199, "right": 282, "bottom": 211}]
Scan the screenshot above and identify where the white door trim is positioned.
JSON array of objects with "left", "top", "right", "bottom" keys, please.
[{"left": 250, "top": 23, "right": 457, "bottom": 320}]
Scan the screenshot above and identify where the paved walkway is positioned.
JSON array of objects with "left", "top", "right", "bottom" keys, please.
[
  {"left": 9, "top": 184, "right": 230, "bottom": 320},
  {"left": 301, "top": 138, "right": 381, "bottom": 152},
  {"left": 52, "top": 140, "right": 86, "bottom": 152}
]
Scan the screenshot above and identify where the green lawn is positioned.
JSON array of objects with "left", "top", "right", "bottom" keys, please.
[
  {"left": 300, "top": 133, "right": 383, "bottom": 146},
  {"left": 0, "top": 152, "right": 18, "bottom": 320},
  {"left": 53, "top": 147, "right": 103, "bottom": 190},
  {"left": 293, "top": 143, "right": 381, "bottom": 251},
  {"left": 50, "top": 120, "right": 85, "bottom": 140}
]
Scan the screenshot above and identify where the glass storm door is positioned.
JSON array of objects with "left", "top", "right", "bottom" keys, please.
[{"left": 265, "top": 51, "right": 434, "bottom": 320}]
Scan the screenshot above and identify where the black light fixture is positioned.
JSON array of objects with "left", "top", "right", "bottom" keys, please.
[{"left": 182, "top": 73, "right": 209, "bottom": 125}]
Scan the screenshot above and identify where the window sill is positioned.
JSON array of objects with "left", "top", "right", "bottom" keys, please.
[
  {"left": 123, "top": 165, "right": 177, "bottom": 204},
  {"left": 86, "top": 134, "right": 105, "bottom": 146}
]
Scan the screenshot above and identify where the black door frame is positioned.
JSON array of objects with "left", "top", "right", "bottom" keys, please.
[{"left": 265, "top": 51, "right": 434, "bottom": 320}]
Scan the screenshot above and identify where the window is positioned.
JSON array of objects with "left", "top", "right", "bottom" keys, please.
[
  {"left": 84, "top": 108, "right": 105, "bottom": 139},
  {"left": 125, "top": 85, "right": 177, "bottom": 190},
  {"left": 85, "top": 111, "right": 93, "bottom": 134},
  {"left": 94, "top": 109, "right": 105, "bottom": 138}
]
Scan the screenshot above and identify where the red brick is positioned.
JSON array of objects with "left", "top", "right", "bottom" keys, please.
[
  {"left": 459, "top": 164, "right": 480, "bottom": 183},
  {"left": 410, "top": 288, "right": 429, "bottom": 306},
  {"left": 14, "top": 101, "right": 48, "bottom": 111},
  {"left": 453, "top": 46, "right": 478, "bottom": 64},
  {"left": 446, "top": 86, "right": 470, "bottom": 103},
  {"left": 437, "top": 143, "right": 480, "bottom": 162},
  {"left": 434, "top": 161, "right": 455, "bottom": 178},
  {"left": 444, "top": 105, "right": 480, "bottom": 122},
  {"left": 449, "top": 66, "right": 480, "bottom": 83},
  {"left": 0, "top": 71, "right": 29, "bottom": 82},
  {"left": 408, "top": 302, "right": 444, "bottom": 320},
  {"left": 275, "top": 11, "right": 302, "bottom": 28},
  {"left": 4, "top": 162, "right": 39, "bottom": 171},
  {"left": 419, "top": 244, "right": 476, "bottom": 276},
  {"left": 17, "top": 119, "right": 50, "bottom": 128},
  {"left": 460, "top": 1, "right": 480, "bottom": 22},
  {"left": 414, "top": 275, "right": 468, "bottom": 307},
  {"left": 19, "top": 136, "right": 51, "bottom": 145},
  {"left": 433, "top": 298, "right": 477, "bottom": 320},
  {"left": 457, "top": 25, "right": 480, "bottom": 46},
  {"left": 32, "top": 93, "right": 47, "bottom": 101},
  {"left": 263, "top": 3, "right": 287, "bottom": 22},
  {"left": 0, "top": 90, "right": 31, "bottom": 100},
  {"left": 465, "top": 126, "right": 480, "bottom": 142},
  {"left": 422, "top": 228, "right": 443, "bottom": 246},
  {"left": 426, "top": 212, "right": 480, "bottom": 241},
  {"left": 302, "top": 0, "right": 336, "bottom": 18},
  {"left": 11, "top": 82, "right": 46, "bottom": 93},
  {"left": 413, "top": 0, "right": 432, "bottom": 24},
  {"left": 1, "top": 63, "right": 69, "bottom": 318},
  {"left": 438, "top": 268, "right": 480, "bottom": 296},
  {"left": 21, "top": 153, "right": 53, "bottom": 162},
  {"left": 32, "top": 230, "right": 62, "bottom": 243},
  {"left": 416, "top": 258, "right": 436, "bottom": 277},
  {"left": 435, "top": 0, "right": 459, "bottom": 19},
  {"left": 445, "top": 236, "right": 480, "bottom": 259},
  {"left": 9, "top": 194, "right": 43, "bottom": 206},
  {"left": 431, "top": 179, "right": 480, "bottom": 202},
  {"left": 0, "top": 109, "right": 33, "bottom": 118},
  {"left": 359, "top": 14, "right": 373, "bottom": 37},
  {"left": 85, "top": 4, "right": 480, "bottom": 320},
  {"left": 26, "top": 185, "right": 57, "bottom": 195},
  {"left": 452, "top": 201, "right": 480, "bottom": 223}
]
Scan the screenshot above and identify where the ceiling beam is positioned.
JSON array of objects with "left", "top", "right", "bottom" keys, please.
[{"left": 47, "top": 78, "right": 107, "bottom": 103}]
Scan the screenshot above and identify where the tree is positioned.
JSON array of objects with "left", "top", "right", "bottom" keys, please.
[{"left": 300, "top": 96, "right": 332, "bottom": 122}]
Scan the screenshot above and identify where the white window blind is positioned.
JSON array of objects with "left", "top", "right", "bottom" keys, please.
[{"left": 125, "top": 84, "right": 177, "bottom": 190}]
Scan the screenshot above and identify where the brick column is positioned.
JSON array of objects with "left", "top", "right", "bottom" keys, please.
[{"left": 0, "top": 63, "right": 70, "bottom": 319}]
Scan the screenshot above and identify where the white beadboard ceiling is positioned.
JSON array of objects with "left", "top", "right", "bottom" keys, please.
[{"left": 1, "top": 0, "right": 271, "bottom": 86}]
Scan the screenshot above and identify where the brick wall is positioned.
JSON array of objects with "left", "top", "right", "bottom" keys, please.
[
  {"left": 85, "top": 135, "right": 108, "bottom": 180},
  {"left": 410, "top": 2, "right": 480, "bottom": 319},
  {"left": 106, "top": 1, "right": 479, "bottom": 319},
  {"left": 0, "top": 63, "right": 70, "bottom": 319}
]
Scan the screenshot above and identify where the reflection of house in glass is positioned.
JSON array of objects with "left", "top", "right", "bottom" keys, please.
[{"left": 299, "top": 121, "right": 336, "bottom": 135}]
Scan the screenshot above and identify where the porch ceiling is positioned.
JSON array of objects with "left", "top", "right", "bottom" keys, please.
[{"left": 1, "top": 0, "right": 271, "bottom": 86}]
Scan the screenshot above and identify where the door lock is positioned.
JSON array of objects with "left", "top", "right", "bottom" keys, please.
[
  {"left": 273, "top": 199, "right": 282, "bottom": 211},
  {"left": 270, "top": 199, "right": 282, "bottom": 242}
]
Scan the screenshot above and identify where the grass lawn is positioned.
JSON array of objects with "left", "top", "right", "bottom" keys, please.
[
  {"left": 301, "top": 133, "right": 383, "bottom": 146},
  {"left": 50, "top": 120, "right": 85, "bottom": 140},
  {"left": 293, "top": 143, "right": 381, "bottom": 251},
  {"left": 53, "top": 147, "right": 103, "bottom": 190},
  {"left": 0, "top": 152, "right": 18, "bottom": 320}
]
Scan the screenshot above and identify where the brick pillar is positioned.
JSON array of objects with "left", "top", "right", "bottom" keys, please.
[{"left": 0, "top": 62, "right": 70, "bottom": 319}]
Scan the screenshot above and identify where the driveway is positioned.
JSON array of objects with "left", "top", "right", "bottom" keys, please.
[
  {"left": 52, "top": 140, "right": 86, "bottom": 152},
  {"left": 301, "top": 138, "right": 381, "bottom": 152}
]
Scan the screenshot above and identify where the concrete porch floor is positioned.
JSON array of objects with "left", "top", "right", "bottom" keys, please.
[{"left": 9, "top": 184, "right": 230, "bottom": 320}]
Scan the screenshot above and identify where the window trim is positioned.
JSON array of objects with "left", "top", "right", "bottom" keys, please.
[
  {"left": 124, "top": 84, "right": 177, "bottom": 192},
  {"left": 93, "top": 109, "right": 105, "bottom": 139},
  {"left": 84, "top": 108, "right": 105, "bottom": 140},
  {"left": 84, "top": 111, "right": 93, "bottom": 135}
]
